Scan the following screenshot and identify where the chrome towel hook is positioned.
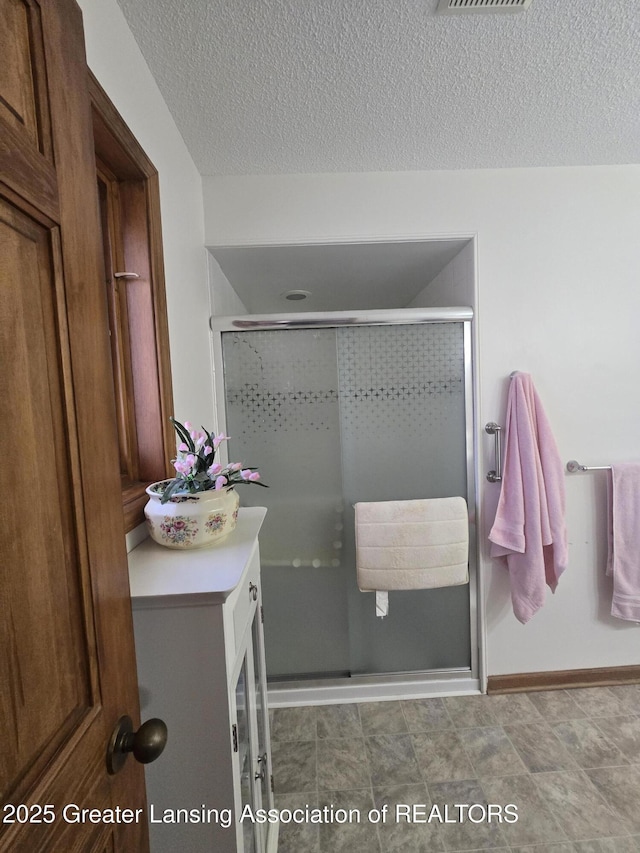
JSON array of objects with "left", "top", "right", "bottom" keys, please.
[{"left": 485, "top": 422, "right": 503, "bottom": 483}]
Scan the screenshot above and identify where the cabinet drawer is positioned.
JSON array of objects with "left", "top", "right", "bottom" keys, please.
[{"left": 232, "top": 549, "right": 260, "bottom": 652}]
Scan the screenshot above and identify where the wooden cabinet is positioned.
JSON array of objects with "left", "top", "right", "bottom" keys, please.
[{"left": 128, "top": 508, "right": 278, "bottom": 852}]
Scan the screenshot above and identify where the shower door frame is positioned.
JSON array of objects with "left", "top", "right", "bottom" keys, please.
[{"left": 211, "top": 307, "right": 483, "bottom": 705}]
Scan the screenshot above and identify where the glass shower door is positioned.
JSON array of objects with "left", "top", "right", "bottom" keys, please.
[
  {"left": 337, "top": 323, "right": 470, "bottom": 674},
  {"left": 222, "top": 327, "right": 350, "bottom": 678},
  {"left": 221, "top": 319, "right": 471, "bottom": 680}
]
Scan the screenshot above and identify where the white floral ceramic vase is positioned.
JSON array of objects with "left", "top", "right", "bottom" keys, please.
[{"left": 144, "top": 481, "right": 240, "bottom": 549}]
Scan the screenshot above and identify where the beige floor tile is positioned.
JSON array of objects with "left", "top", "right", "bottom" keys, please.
[
  {"left": 527, "top": 690, "right": 588, "bottom": 722},
  {"left": 411, "top": 730, "right": 476, "bottom": 783},
  {"left": 458, "top": 726, "right": 528, "bottom": 777},
  {"left": 270, "top": 687, "right": 638, "bottom": 851},
  {"left": 359, "top": 701, "right": 408, "bottom": 735},
  {"left": 366, "top": 734, "right": 424, "bottom": 787},
  {"left": 401, "top": 698, "right": 454, "bottom": 733},
  {"left": 567, "top": 688, "right": 629, "bottom": 718},
  {"left": 316, "top": 703, "right": 363, "bottom": 738},
  {"left": 593, "top": 715, "right": 640, "bottom": 762},
  {"left": 552, "top": 719, "right": 628, "bottom": 768},
  {"left": 504, "top": 722, "right": 579, "bottom": 773},
  {"left": 317, "top": 737, "right": 370, "bottom": 791},
  {"left": 532, "top": 770, "right": 626, "bottom": 841},
  {"left": 488, "top": 693, "right": 544, "bottom": 725}
]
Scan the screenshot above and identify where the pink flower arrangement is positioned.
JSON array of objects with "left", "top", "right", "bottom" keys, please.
[{"left": 160, "top": 417, "right": 266, "bottom": 503}]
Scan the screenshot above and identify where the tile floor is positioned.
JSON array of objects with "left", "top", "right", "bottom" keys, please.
[{"left": 269, "top": 684, "right": 640, "bottom": 852}]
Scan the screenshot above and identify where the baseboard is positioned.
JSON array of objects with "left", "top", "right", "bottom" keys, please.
[{"left": 487, "top": 665, "right": 640, "bottom": 695}]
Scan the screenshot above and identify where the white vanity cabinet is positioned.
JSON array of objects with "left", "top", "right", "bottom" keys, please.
[{"left": 127, "top": 507, "right": 278, "bottom": 853}]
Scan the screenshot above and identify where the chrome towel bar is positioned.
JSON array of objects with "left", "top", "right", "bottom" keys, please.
[
  {"left": 485, "top": 422, "right": 503, "bottom": 483},
  {"left": 566, "top": 460, "right": 612, "bottom": 473}
]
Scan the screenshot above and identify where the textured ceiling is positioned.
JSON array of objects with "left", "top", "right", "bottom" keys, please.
[{"left": 115, "top": 0, "right": 639, "bottom": 176}]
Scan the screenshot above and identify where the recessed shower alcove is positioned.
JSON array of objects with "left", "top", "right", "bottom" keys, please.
[{"left": 208, "top": 237, "right": 481, "bottom": 704}]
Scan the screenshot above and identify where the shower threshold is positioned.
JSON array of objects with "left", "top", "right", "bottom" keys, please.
[{"left": 267, "top": 668, "right": 480, "bottom": 708}]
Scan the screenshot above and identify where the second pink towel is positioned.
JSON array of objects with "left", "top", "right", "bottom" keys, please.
[{"left": 607, "top": 464, "right": 640, "bottom": 622}]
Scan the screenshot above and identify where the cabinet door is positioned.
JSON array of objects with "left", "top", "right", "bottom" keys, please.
[
  {"left": 234, "top": 653, "right": 257, "bottom": 853},
  {"left": 252, "top": 609, "right": 275, "bottom": 827}
]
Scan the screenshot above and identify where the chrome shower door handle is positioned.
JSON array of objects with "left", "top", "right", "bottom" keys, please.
[{"left": 485, "top": 422, "right": 503, "bottom": 483}]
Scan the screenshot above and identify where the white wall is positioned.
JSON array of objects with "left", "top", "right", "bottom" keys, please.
[
  {"left": 408, "top": 241, "right": 475, "bottom": 309},
  {"left": 78, "top": 0, "right": 640, "bottom": 675},
  {"left": 203, "top": 166, "right": 640, "bottom": 677},
  {"left": 208, "top": 253, "right": 248, "bottom": 317},
  {"left": 78, "top": 0, "right": 214, "bottom": 433}
]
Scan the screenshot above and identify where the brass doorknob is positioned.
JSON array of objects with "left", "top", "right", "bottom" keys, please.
[{"left": 106, "top": 715, "right": 168, "bottom": 775}]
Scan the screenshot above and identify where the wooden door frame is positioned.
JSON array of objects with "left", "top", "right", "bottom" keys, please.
[{"left": 89, "top": 72, "right": 175, "bottom": 532}]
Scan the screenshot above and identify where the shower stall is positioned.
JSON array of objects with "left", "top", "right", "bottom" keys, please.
[{"left": 211, "top": 307, "right": 479, "bottom": 703}]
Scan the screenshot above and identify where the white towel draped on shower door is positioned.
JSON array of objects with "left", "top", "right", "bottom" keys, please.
[{"left": 355, "top": 497, "right": 469, "bottom": 617}]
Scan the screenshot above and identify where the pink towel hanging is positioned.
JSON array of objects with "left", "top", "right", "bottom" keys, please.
[
  {"left": 607, "top": 464, "right": 640, "bottom": 622},
  {"left": 489, "top": 372, "right": 568, "bottom": 623}
]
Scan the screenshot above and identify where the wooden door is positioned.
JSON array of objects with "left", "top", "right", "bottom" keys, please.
[{"left": 0, "top": 0, "right": 148, "bottom": 850}]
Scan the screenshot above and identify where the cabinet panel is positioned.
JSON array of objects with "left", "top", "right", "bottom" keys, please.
[
  {"left": 231, "top": 548, "right": 260, "bottom": 654},
  {"left": 0, "top": 0, "right": 57, "bottom": 218},
  {"left": 0, "top": 186, "right": 93, "bottom": 801},
  {"left": 234, "top": 656, "right": 256, "bottom": 853},
  {"left": 128, "top": 509, "right": 277, "bottom": 853},
  {"left": 251, "top": 613, "right": 274, "bottom": 852},
  {"left": 0, "top": 0, "right": 43, "bottom": 146},
  {"left": 130, "top": 603, "right": 230, "bottom": 853}
]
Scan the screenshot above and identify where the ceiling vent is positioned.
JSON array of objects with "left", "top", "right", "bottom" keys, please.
[{"left": 437, "top": 0, "right": 532, "bottom": 12}]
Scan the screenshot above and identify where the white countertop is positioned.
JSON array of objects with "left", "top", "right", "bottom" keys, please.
[{"left": 128, "top": 506, "right": 266, "bottom": 605}]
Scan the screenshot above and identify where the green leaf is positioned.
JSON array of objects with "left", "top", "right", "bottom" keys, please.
[
  {"left": 160, "top": 478, "right": 188, "bottom": 504},
  {"left": 170, "top": 417, "right": 195, "bottom": 453}
]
